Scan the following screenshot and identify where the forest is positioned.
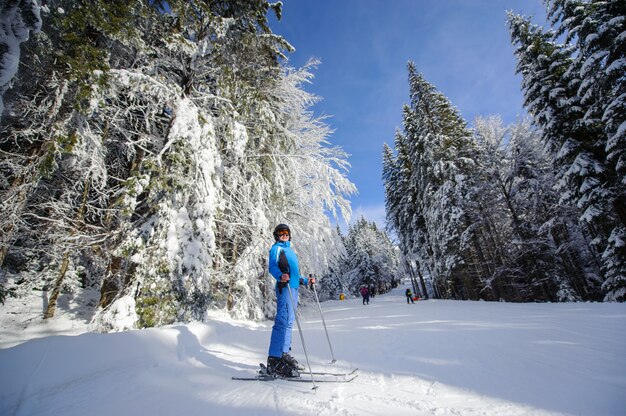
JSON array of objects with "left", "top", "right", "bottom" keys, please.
[
  {"left": 0, "top": 1, "right": 402, "bottom": 330},
  {"left": 0, "top": 1, "right": 624, "bottom": 333},
  {"left": 383, "top": 1, "right": 625, "bottom": 302}
]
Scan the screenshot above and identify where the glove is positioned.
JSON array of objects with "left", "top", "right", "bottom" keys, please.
[
  {"left": 277, "top": 281, "right": 288, "bottom": 294},
  {"left": 299, "top": 278, "right": 306, "bottom": 286},
  {"left": 308, "top": 277, "right": 316, "bottom": 285}
]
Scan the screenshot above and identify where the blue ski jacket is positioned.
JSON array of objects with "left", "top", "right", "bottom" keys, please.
[{"left": 268, "top": 241, "right": 301, "bottom": 289}]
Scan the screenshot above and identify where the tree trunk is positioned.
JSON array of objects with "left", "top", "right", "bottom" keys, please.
[
  {"left": 226, "top": 240, "right": 238, "bottom": 311},
  {"left": 99, "top": 255, "right": 124, "bottom": 308},
  {"left": 404, "top": 259, "right": 421, "bottom": 297},
  {"left": 499, "top": 180, "right": 526, "bottom": 239},
  {"left": 44, "top": 252, "right": 70, "bottom": 319},
  {"left": 44, "top": 179, "right": 90, "bottom": 319},
  {"left": 415, "top": 266, "right": 429, "bottom": 300}
]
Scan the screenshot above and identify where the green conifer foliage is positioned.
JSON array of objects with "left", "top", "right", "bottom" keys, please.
[{"left": 509, "top": 3, "right": 625, "bottom": 301}]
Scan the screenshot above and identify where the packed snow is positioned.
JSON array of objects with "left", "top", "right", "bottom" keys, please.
[{"left": 1, "top": 287, "right": 625, "bottom": 416}]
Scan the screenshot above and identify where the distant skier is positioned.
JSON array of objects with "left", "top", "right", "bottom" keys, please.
[
  {"left": 360, "top": 286, "right": 370, "bottom": 305},
  {"left": 405, "top": 288, "right": 415, "bottom": 304}
]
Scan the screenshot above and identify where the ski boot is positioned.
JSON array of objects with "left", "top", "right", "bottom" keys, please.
[
  {"left": 282, "top": 352, "right": 305, "bottom": 371},
  {"left": 266, "top": 356, "right": 300, "bottom": 378}
]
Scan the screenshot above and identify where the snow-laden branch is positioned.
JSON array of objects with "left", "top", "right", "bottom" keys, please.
[{"left": 0, "top": 0, "right": 42, "bottom": 116}]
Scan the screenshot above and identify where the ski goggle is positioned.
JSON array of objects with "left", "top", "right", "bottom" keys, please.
[{"left": 276, "top": 230, "right": 290, "bottom": 236}]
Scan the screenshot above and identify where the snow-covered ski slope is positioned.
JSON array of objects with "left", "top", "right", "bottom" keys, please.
[{"left": 1, "top": 287, "right": 625, "bottom": 416}]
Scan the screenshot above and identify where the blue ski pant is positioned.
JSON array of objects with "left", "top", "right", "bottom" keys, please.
[{"left": 268, "top": 285, "right": 298, "bottom": 358}]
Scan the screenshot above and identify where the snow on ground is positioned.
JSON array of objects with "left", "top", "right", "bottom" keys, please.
[{"left": 1, "top": 287, "right": 625, "bottom": 416}]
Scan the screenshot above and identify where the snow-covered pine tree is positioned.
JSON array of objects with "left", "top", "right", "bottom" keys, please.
[
  {"left": 383, "top": 134, "right": 421, "bottom": 269},
  {"left": 383, "top": 128, "right": 434, "bottom": 298},
  {"left": 384, "top": 62, "right": 597, "bottom": 302},
  {"left": 458, "top": 117, "right": 510, "bottom": 299},
  {"left": 473, "top": 117, "right": 601, "bottom": 301},
  {"left": 210, "top": 57, "right": 355, "bottom": 320},
  {"left": 342, "top": 217, "right": 399, "bottom": 295},
  {"left": 509, "top": 6, "right": 625, "bottom": 301},
  {"left": 0, "top": 0, "right": 42, "bottom": 116},
  {"left": 547, "top": 0, "right": 626, "bottom": 192},
  {"left": 91, "top": 0, "right": 350, "bottom": 325},
  {"left": 316, "top": 225, "right": 350, "bottom": 301},
  {"left": 545, "top": 0, "right": 626, "bottom": 300},
  {"left": 1, "top": 0, "right": 154, "bottom": 317},
  {"left": 507, "top": 119, "right": 603, "bottom": 300},
  {"left": 403, "top": 63, "right": 480, "bottom": 299},
  {"left": 382, "top": 142, "right": 402, "bottom": 233},
  {"left": 269, "top": 62, "right": 356, "bottom": 282}
]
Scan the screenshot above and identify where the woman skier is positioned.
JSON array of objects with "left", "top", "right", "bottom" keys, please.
[{"left": 265, "top": 224, "right": 305, "bottom": 378}]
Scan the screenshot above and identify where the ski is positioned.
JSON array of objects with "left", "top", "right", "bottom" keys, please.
[
  {"left": 231, "top": 374, "right": 358, "bottom": 383},
  {"left": 257, "top": 362, "right": 357, "bottom": 378},
  {"left": 282, "top": 374, "right": 358, "bottom": 383},
  {"left": 310, "top": 367, "right": 358, "bottom": 377}
]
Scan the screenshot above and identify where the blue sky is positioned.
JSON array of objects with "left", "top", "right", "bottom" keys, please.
[{"left": 268, "top": 0, "right": 548, "bottom": 228}]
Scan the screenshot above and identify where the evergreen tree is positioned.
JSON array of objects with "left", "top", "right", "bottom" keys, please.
[
  {"left": 383, "top": 61, "right": 604, "bottom": 302},
  {"left": 342, "top": 218, "right": 399, "bottom": 294},
  {"left": 473, "top": 117, "right": 601, "bottom": 301},
  {"left": 401, "top": 63, "right": 479, "bottom": 299},
  {"left": 317, "top": 225, "right": 350, "bottom": 301},
  {"left": 1, "top": 0, "right": 157, "bottom": 318},
  {"left": 547, "top": 0, "right": 626, "bottom": 195},
  {"left": 0, "top": 0, "right": 42, "bottom": 116},
  {"left": 383, "top": 133, "right": 423, "bottom": 271},
  {"left": 509, "top": 4, "right": 625, "bottom": 301}
]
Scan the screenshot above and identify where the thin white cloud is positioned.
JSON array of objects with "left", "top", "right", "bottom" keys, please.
[{"left": 351, "top": 204, "right": 387, "bottom": 227}]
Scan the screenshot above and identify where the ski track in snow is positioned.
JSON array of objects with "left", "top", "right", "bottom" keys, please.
[{"left": 1, "top": 288, "right": 625, "bottom": 415}]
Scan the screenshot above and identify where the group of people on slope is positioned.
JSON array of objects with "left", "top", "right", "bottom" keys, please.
[{"left": 359, "top": 283, "right": 385, "bottom": 305}]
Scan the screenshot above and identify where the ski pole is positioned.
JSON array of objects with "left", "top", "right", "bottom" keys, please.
[
  {"left": 311, "top": 281, "right": 336, "bottom": 363},
  {"left": 286, "top": 285, "right": 318, "bottom": 390}
]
